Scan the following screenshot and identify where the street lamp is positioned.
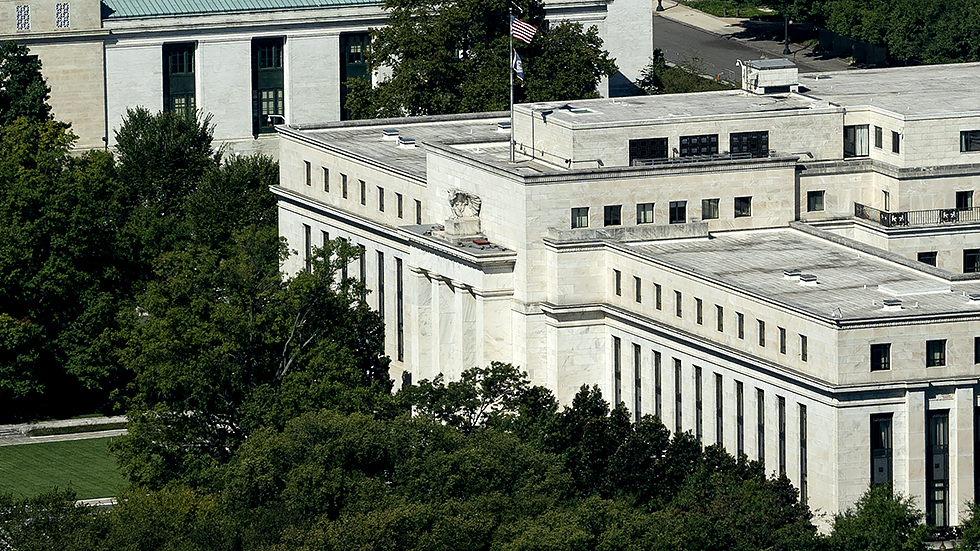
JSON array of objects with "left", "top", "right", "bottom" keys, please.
[
  {"left": 656, "top": 0, "right": 664, "bottom": 11},
  {"left": 783, "top": 16, "right": 791, "bottom": 55}
]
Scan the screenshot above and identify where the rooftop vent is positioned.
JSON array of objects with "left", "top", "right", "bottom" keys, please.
[
  {"left": 739, "top": 59, "right": 799, "bottom": 95},
  {"left": 799, "top": 273, "right": 818, "bottom": 286},
  {"left": 783, "top": 269, "right": 801, "bottom": 280},
  {"left": 497, "top": 121, "right": 512, "bottom": 131},
  {"left": 969, "top": 293, "right": 980, "bottom": 302},
  {"left": 397, "top": 136, "right": 416, "bottom": 148},
  {"left": 382, "top": 129, "right": 399, "bottom": 140},
  {"left": 882, "top": 298, "right": 903, "bottom": 311}
]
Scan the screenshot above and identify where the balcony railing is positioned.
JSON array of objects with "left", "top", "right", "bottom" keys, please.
[{"left": 854, "top": 202, "right": 980, "bottom": 228}]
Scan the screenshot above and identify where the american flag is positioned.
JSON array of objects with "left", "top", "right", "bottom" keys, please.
[{"left": 511, "top": 16, "right": 537, "bottom": 44}]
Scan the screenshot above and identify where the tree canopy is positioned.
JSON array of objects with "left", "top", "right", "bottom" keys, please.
[
  {"left": 0, "top": 41, "right": 53, "bottom": 126},
  {"left": 345, "top": 0, "right": 617, "bottom": 118}
]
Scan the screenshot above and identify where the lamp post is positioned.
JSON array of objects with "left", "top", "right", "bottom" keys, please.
[
  {"left": 783, "top": 16, "right": 791, "bottom": 55},
  {"left": 656, "top": 0, "right": 664, "bottom": 11}
]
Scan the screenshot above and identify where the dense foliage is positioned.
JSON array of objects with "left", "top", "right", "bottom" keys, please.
[
  {"left": 635, "top": 50, "right": 735, "bottom": 94},
  {"left": 345, "top": 0, "right": 617, "bottom": 118}
]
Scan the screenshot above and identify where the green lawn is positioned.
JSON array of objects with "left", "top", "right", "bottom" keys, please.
[{"left": 0, "top": 437, "right": 128, "bottom": 500}]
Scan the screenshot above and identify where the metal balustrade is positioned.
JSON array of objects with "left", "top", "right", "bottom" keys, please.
[{"left": 854, "top": 202, "right": 980, "bottom": 228}]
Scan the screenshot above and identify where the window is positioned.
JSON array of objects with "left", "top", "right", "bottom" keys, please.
[
  {"left": 695, "top": 298, "right": 703, "bottom": 324},
  {"left": 715, "top": 374, "right": 723, "bottom": 445},
  {"left": 302, "top": 224, "right": 311, "bottom": 272},
  {"left": 675, "top": 290, "right": 682, "bottom": 317},
  {"left": 976, "top": 336, "right": 980, "bottom": 364},
  {"left": 702, "top": 198, "right": 720, "bottom": 220},
  {"left": 378, "top": 186, "right": 385, "bottom": 211},
  {"left": 874, "top": 126, "right": 883, "bottom": 149},
  {"left": 633, "top": 344, "right": 642, "bottom": 421},
  {"left": 634, "top": 276, "right": 641, "bottom": 303},
  {"left": 891, "top": 131, "right": 901, "bottom": 154},
  {"left": 871, "top": 413, "right": 893, "bottom": 486},
  {"left": 342, "top": 174, "right": 348, "bottom": 198},
  {"left": 359, "top": 180, "right": 366, "bottom": 205},
  {"left": 680, "top": 134, "right": 718, "bottom": 157},
  {"left": 340, "top": 33, "right": 370, "bottom": 120},
  {"left": 604, "top": 205, "right": 622, "bottom": 226},
  {"left": 377, "top": 251, "right": 385, "bottom": 322},
  {"left": 926, "top": 339, "right": 946, "bottom": 367},
  {"left": 654, "top": 283, "right": 662, "bottom": 310},
  {"left": 716, "top": 305, "right": 723, "bottom": 332},
  {"left": 957, "top": 191, "right": 974, "bottom": 210},
  {"left": 322, "top": 167, "right": 329, "bottom": 192},
  {"left": 800, "top": 404, "right": 807, "bottom": 502},
  {"left": 918, "top": 251, "right": 938, "bottom": 266},
  {"left": 637, "top": 203, "right": 655, "bottom": 224},
  {"left": 778, "top": 327, "right": 786, "bottom": 354},
  {"left": 674, "top": 358, "right": 682, "bottom": 434},
  {"left": 844, "top": 125, "right": 869, "bottom": 157},
  {"left": 778, "top": 396, "right": 786, "bottom": 474},
  {"left": 737, "top": 312, "right": 744, "bottom": 339},
  {"left": 396, "top": 193, "right": 403, "bottom": 218},
  {"left": 870, "top": 343, "right": 891, "bottom": 371},
  {"left": 757, "top": 389, "right": 765, "bottom": 462},
  {"left": 629, "top": 137, "right": 668, "bottom": 164},
  {"left": 695, "top": 366, "right": 703, "bottom": 442},
  {"left": 358, "top": 245, "right": 366, "bottom": 292},
  {"left": 304, "top": 161, "right": 311, "bottom": 186},
  {"left": 807, "top": 190, "right": 825, "bottom": 212},
  {"left": 164, "top": 43, "right": 196, "bottom": 118},
  {"left": 614, "top": 270, "right": 622, "bottom": 296},
  {"left": 734, "top": 196, "right": 752, "bottom": 218},
  {"left": 800, "top": 334, "right": 808, "bottom": 362},
  {"left": 882, "top": 190, "right": 890, "bottom": 211},
  {"left": 252, "top": 37, "right": 284, "bottom": 134},
  {"left": 55, "top": 2, "right": 69, "bottom": 28},
  {"left": 730, "top": 131, "right": 769, "bottom": 158},
  {"left": 396, "top": 257, "right": 404, "bottom": 361},
  {"left": 962, "top": 130, "right": 980, "bottom": 152},
  {"left": 415, "top": 199, "right": 422, "bottom": 224},
  {"left": 15, "top": 5, "right": 29, "bottom": 30},
  {"left": 321, "top": 230, "right": 329, "bottom": 249},
  {"left": 758, "top": 319, "right": 765, "bottom": 347},
  {"left": 736, "top": 381, "right": 744, "bottom": 457},
  {"left": 654, "top": 351, "right": 662, "bottom": 418},
  {"left": 966, "top": 249, "right": 980, "bottom": 273},
  {"left": 669, "top": 201, "right": 687, "bottom": 224},
  {"left": 613, "top": 337, "right": 622, "bottom": 406},
  {"left": 927, "top": 411, "right": 949, "bottom": 527},
  {"left": 571, "top": 207, "right": 589, "bottom": 229}
]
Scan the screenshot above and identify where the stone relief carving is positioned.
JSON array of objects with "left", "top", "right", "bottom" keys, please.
[{"left": 448, "top": 189, "right": 482, "bottom": 218}]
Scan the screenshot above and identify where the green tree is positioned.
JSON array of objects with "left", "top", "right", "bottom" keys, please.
[
  {"left": 635, "top": 50, "right": 733, "bottom": 95},
  {"left": 0, "top": 42, "right": 53, "bottom": 126},
  {"left": 346, "top": 0, "right": 616, "bottom": 118},
  {"left": 0, "top": 489, "right": 106, "bottom": 551},
  {"left": 827, "top": 483, "right": 929, "bottom": 551}
]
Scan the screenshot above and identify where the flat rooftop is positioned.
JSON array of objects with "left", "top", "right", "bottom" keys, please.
[
  {"left": 102, "top": 0, "right": 378, "bottom": 18},
  {"left": 630, "top": 228, "right": 980, "bottom": 322}
]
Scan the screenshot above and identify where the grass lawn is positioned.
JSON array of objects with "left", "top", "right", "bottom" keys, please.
[{"left": 0, "top": 437, "right": 127, "bottom": 500}]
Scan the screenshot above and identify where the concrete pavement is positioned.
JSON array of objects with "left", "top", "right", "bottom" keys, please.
[{"left": 0, "top": 415, "right": 127, "bottom": 447}]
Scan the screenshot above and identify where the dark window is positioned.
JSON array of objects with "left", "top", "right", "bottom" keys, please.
[
  {"left": 679, "top": 134, "right": 718, "bottom": 157},
  {"left": 777, "top": 396, "right": 786, "bottom": 474},
  {"left": 918, "top": 251, "right": 938, "bottom": 266},
  {"left": 757, "top": 389, "right": 765, "bottom": 462},
  {"left": 377, "top": 251, "right": 385, "bottom": 324},
  {"left": 736, "top": 381, "right": 744, "bottom": 457},
  {"left": 604, "top": 205, "right": 622, "bottom": 226},
  {"left": 252, "top": 37, "right": 284, "bottom": 134},
  {"left": 716, "top": 305, "right": 723, "bottom": 332},
  {"left": 654, "top": 283, "right": 662, "bottom": 310},
  {"left": 340, "top": 33, "right": 370, "bottom": 120},
  {"left": 844, "top": 125, "right": 869, "bottom": 157},
  {"left": 629, "top": 137, "right": 668, "bottom": 164},
  {"left": 926, "top": 339, "right": 946, "bottom": 367},
  {"left": 807, "top": 190, "right": 825, "bottom": 212},
  {"left": 633, "top": 344, "right": 642, "bottom": 422},
  {"left": 613, "top": 337, "right": 622, "bottom": 406},
  {"left": 695, "top": 366, "right": 703, "bottom": 442},
  {"left": 871, "top": 413, "right": 893, "bottom": 486},
  {"left": 874, "top": 126, "right": 883, "bottom": 149},
  {"left": 927, "top": 411, "right": 949, "bottom": 527},
  {"left": 737, "top": 312, "right": 744, "bottom": 339},
  {"left": 669, "top": 201, "right": 687, "bottom": 224},
  {"left": 359, "top": 180, "right": 366, "bottom": 206},
  {"left": 614, "top": 270, "right": 621, "bottom": 296},
  {"left": 730, "top": 131, "right": 769, "bottom": 158},
  {"left": 964, "top": 249, "right": 980, "bottom": 273},
  {"left": 654, "top": 351, "right": 662, "bottom": 418},
  {"left": 976, "top": 336, "right": 980, "bottom": 364},
  {"left": 758, "top": 319, "right": 766, "bottom": 347},
  {"left": 892, "top": 131, "right": 901, "bottom": 154},
  {"left": 571, "top": 207, "right": 589, "bottom": 228},
  {"left": 778, "top": 327, "right": 786, "bottom": 354},
  {"left": 358, "top": 245, "right": 366, "bottom": 295},
  {"left": 961, "top": 130, "right": 980, "bottom": 152},
  {"left": 323, "top": 167, "right": 329, "bottom": 192},
  {"left": 957, "top": 191, "right": 974, "bottom": 210},
  {"left": 637, "top": 203, "right": 655, "bottom": 224},
  {"left": 675, "top": 290, "right": 682, "bottom": 317},
  {"left": 342, "top": 174, "right": 348, "bottom": 198},
  {"left": 634, "top": 276, "right": 641, "bottom": 303},
  {"left": 415, "top": 199, "right": 422, "bottom": 224},
  {"left": 674, "top": 358, "right": 682, "bottom": 434},
  {"left": 378, "top": 186, "right": 385, "bottom": 211},
  {"left": 871, "top": 343, "right": 891, "bottom": 371},
  {"left": 396, "top": 257, "right": 404, "bottom": 362},
  {"left": 304, "top": 161, "right": 311, "bottom": 186},
  {"left": 163, "top": 43, "right": 196, "bottom": 118},
  {"left": 734, "top": 196, "right": 752, "bottom": 218},
  {"left": 800, "top": 334, "right": 808, "bottom": 362},
  {"left": 695, "top": 297, "right": 703, "bottom": 324},
  {"left": 302, "top": 224, "right": 311, "bottom": 272},
  {"left": 396, "top": 193, "right": 403, "bottom": 218},
  {"left": 702, "top": 198, "right": 720, "bottom": 220},
  {"left": 800, "top": 403, "right": 807, "bottom": 502},
  {"left": 715, "top": 373, "right": 723, "bottom": 445}
]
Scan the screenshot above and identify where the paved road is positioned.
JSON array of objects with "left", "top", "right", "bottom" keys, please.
[
  {"left": 0, "top": 415, "right": 127, "bottom": 447},
  {"left": 653, "top": 14, "right": 851, "bottom": 83}
]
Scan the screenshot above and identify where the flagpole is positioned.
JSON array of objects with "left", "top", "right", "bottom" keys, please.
[{"left": 509, "top": 7, "right": 514, "bottom": 163}]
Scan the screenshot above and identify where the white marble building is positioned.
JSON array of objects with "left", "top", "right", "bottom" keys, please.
[
  {"left": 273, "top": 61, "right": 980, "bottom": 528},
  {"left": 0, "top": 0, "right": 651, "bottom": 153}
]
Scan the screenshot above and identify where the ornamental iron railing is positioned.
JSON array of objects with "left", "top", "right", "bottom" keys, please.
[{"left": 854, "top": 202, "right": 980, "bottom": 228}]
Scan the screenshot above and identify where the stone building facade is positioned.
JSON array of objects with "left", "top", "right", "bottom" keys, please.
[
  {"left": 0, "top": 0, "right": 651, "bottom": 153},
  {"left": 273, "top": 61, "right": 980, "bottom": 528}
]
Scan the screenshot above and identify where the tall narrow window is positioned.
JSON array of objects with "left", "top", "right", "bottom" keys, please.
[
  {"left": 654, "top": 283, "right": 662, "bottom": 310},
  {"left": 715, "top": 373, "right": 723, "bottom": 446},
  {"left": 341, "top": 174, "right": 348, "bottom": 198},
  {"left": 322, "top": 167, "right": 329, "bottom": 192},
  {"left": 634, "top": 276, "right": 642, "bottom": 303},
  {"left": 976, "top": 336, "right": 980, "bottom": 364},
  {"left": 736, "top": 381, "right": 744, "bottom": 457},
  {"left": 358, "top": 245, "right": 366, "bottom": 296},
  {"left": 892, "top": 131, "right": 901, "bottom": 154},
  {"left": 716, "top": 305, "right": 724, "bottom": 332},
  {"left": 633, "top": 343, "right": 642, "bottom": 422},
  {"left": 396, "top": 193, "right": 403, "bottom": 218},
  {"left": 55, "top": 2, "right": 69, "bottom": 27},
  {"left": 377, "top": 251, "right": 385, "bottom": 323},
  {"left": 164, "top": 43, "right": 196, "bottom": 118},
  {"left": 758, "top": 320, "right": 766, "bottom": 347},
  {"left": 695, "top": 366, "right": 703, "bottom": 442},
  {"left": 654, "top": 351, "right": 662, "bottom": 419},
  {"left": 415, "top": 199, "right": 422, "bottom": 224},
  {"left": 778, "top": 327, "right": 787, "bottom": 354},
  {"left": 757, "top": 389, "right": 765, "bottom": 462},
  {"left": 737, "top": 312, "right": 744, "bottom": 339},
  {"left": 321, "top": 230, "right": 329, "bottom": 249},
  {"left": 927, "top": 411, "right": 949, "bottom": 527},
  {"left": 304, "top": 161, "right": 311, "bottom": 186},
  {"left": 613, "top": 337, "right": 622, "bottom": 406},
  {"left": 302, "top": 224, "right": 311, "bottom": 272},
  {"left": 778, "top": 396, "right": 786, "bottom": 474},
  {"left": 396, "top": 257, "right": 404, "bottom": 362},
  {"left": 874, "top": 126, "right": 883, "bottom": 149},
  {"left": 252, "top": 37, "right": 284, "bottom": 134},
  {"left": 871, "top": 413, "right": 893, "bottom": 486},
  {"left": 378, "top": 186, "right": 385, "bottom": 211},
  {"left": 695, "top": 298, "right": 703, "bottom": 325},
  {"left": 674, "top": 358, "right": 682, "bottom": 435},
  {"left": 359, "top": 180, "right": 366, "bottom": 206},
  {"left": 883, "top": 190, "right": 891, "bottom": 211},
  {"left": 614, "top": 270, "right": 622, "bottom": 296},
  {"left": 800, "top": 334, "right": 808, "bottom": 362},
  {"left": 675, "top": 291, "right": 683, "bottom": 317},
  {"left": 799, "top": 404, "right": 807, "bottom": 502},
  {"left": 340, "top": 32, "right": 370, "bottom": 120}
]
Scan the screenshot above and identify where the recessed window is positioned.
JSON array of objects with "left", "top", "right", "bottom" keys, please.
[
  {"left": 695, "top": 298, "right": 703, "bottom": 325},
  {"left": 918, "top": 251, "right": 938, "bottom": 266},
  {"left": 164, "top": 43, "right": 196, "bottom": 118},
  {"left": 883, "top": 190, "right": 890, "bottom": 211},
  {"left": 304, "top": 161, "right": 311, "bottom": 186},
  {"left": 956, "top": 191, "right": 974, "bottom": 210},
  {"left": 396, "top": 193, "right": 403, "bottom": 218},
  {"left": 807, "top": 190, "right": 825, "bottom": 212},
  {"left": 926, "top": 339, "right": 946, "bottom": 367},
  {"left": 637, "top": 203, "right": 655, "bottom": 224},
  {"left": 322, "top": 167, "right": 329, "bottom": 192},
  {"left": 680, "top": 134, "right": 718, "bottom": 157},
  {"left": 654, "top": 283, "right": 662, "bottom": 310},
  {"left": 15, "top": 5, "right": 29, "bottom": 30},
  {"left": 415, "top": 199, "right": 422, "bottom": 224},
  {"left": 716, "top": 305, "right": 723, "bottom": 332},
  {"left": 378, "top": 186, "right": 385, "bottom": 211},
  {"left": 965, "top": 249, "right": 980, "bottom": 273},
  {"left": 975, "top": 336, "right": 980, "bottom": 364},
  {"left": 730, "top": 131, "right": 769, "bottom": 158},
  {"left": 891, "top": 131, "right": 901, "bottom": 154},
  {"left": 758, "top": 319, "right": 766, "bottom": 347},
  {"left": 800, "top": 334, "right": 808, "bottom": 362},
  {"left": 614, "top": 270, "right": 621, "bottom": 296},
  {"left": 702, "top": 198, "right": 720, "bottom": 220},
  {"left": 675, "top": 290, "right": 682, "bottom": 317},
  {"left": 870, "top": 343, "right": 891, "bottom": 371},
  {"left": 629, "top": 137, "right": 668, "bottom": 164},
  {"left": 571, "top": 207, "right": 589, "bottom": 229},
  {"left": 734, "top": 196, "right": 752, "bottom": 218},
  {"left": 844, "top": 125, "right": 869, "bottom": 157},
  {"left": 669, "top": 201, "right": 686, "bottom": 224},
  {"left": 252, "top": 37, "right": 284, "bottom": 134},
  {"left": 736, "top": 312, "right": 744, "bottom": 339},
  {"left": 55, "top": 2, "right": 69, "bottom": 28},
  {"left": 874, "top": 126, "right": 883, "bottom": 149},
  {"left": 961, "top": 130, "right": 980, "bottom": 152},
  {"left": 341, "top": 174, "right": 348, "bottom": 198},
  {"left": 871, "top": 413, "right": 893, "bottom": 486},
  {"left": 604, "top": 205, "right": 622, "bottom": 226},
  {"left": 778, "top": 327, "right": 786, "bottom": 354},
  {"left": 634, "top": 276, "right": 641, "bottom": 303},
  {"left": 359, "top": 179, "right": 366, "bottom": 205}
]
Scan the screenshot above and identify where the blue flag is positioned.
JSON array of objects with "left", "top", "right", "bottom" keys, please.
[{"left": 512, "top": 50, "right": 524, "bottom": 83}]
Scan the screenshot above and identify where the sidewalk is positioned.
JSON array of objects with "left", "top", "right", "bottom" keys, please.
[{"left": 0, "top": 415, "right": 128, "bottom": 447}]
